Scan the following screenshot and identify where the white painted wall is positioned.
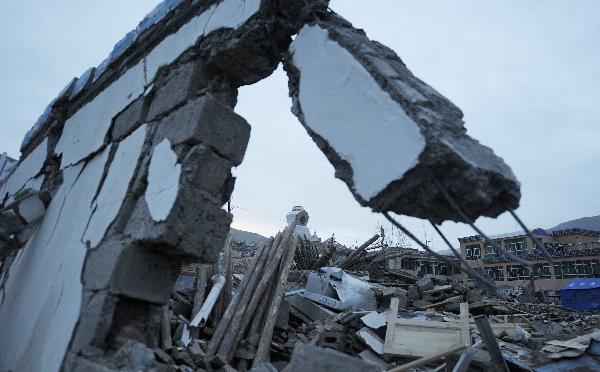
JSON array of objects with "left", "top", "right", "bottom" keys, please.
[
  {"left": 290, "top": 25, "right": 426, "bottom": 201},
  {"left": 0, "top": 148, "right": 110, "bottom": 372},
  {"left": 145, "top": 138, "right": 181, "bottom": 222},
  {"left": 83, "top": 124, "right": 147, "bottom": 247}
]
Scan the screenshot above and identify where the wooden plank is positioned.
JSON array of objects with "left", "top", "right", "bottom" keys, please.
[
  {"left": 394, "top": 318, "right": 462, "bottom": 329},
  {"left": 384, "top": 297, "right": 400, "bottom": 354},
  {"left": 385, "top": 314, "right": 466, "bottom": 357},
  {"left": 459, "top": 302, "right": 471, "bottom": 347}
]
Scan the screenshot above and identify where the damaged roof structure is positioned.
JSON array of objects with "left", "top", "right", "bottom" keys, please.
[{"left": 4, "top": 0, "right": 583, "bottom": 371}]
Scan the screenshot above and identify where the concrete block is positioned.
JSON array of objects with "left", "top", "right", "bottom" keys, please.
[
  {"left": 0, "top": 209, "right": 25, "bottom": 236},
  {"left": 318, "top": 331, "right": 347, "bottom": 352},
  {"left": 412, "top": 299, "right": 432, "bottom": 308},
  {"left": 287, "top": 295, "right": 337, "bottom": 322},
  {"left": 111, "top": 96, "right": 147, "bottom": 141},
  {"left": 147, "top": 61, "right": 205, "bottom": 121},
  {"left": 416, "top": 277, "right": 434, "bottom": 293},
  {"left": 154, "top": 94, "right": 250, "bottom": 165},
  {"left": 126, "top": 186, "right": 231, "bottom": 262},
  {"left": 16, "top": 193, "right": 46, "bottom": 224},
  {"left": 62, "top": 353, "right": 118, "bottom": 372},
  {"left": 288, "top": 343, "right": 382, "bottom": 372},
  {"left": 109, "top": 245, "right": 181, "bottom": 303},
  {"left": 69, "top": 291, "right": 118, "bottom": 354},
  {"left": 180, "top": 144, "right": 235, "bottom": 204}
]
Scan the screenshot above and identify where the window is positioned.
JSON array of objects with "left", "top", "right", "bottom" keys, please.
[
  {"left": 484, "top": 242, "right": 501, "bottom": 258},
  {"left": 592, "top": 260, "right": 600, "bottom": 277},
  {"left": 454, "top": 264, "right": 463, "bottom": 275},
  {"left": 401, "top": 257, "right": 416, "bottom": 270},
  {"left": 465, "top": 244, "right": 481, "bottom": 260},
  {"left": 419, "top": 260, "right": 433, "bottom": 274},
  {"left": 554, "top": 261, "right": 577, "bottom": 279},
  {"left": 434, "top": 262, "right": 449, "bottom": 276},
  {"left": 484, "top": 266, "right": 504, "bottom": 281},
  {"left": 506, "top": 265, "right": 529, "bottom": 281},
  {"left": 576, "top": 260, "right": 592, "bottom": 278},
  {"left": 554, "top": 260, "right": 600, "bottom": 279},
  {"left": 504, "top": 238, "right": 528, "bottom": 255},
  {"left": 533, "top": 264, "right": 551, "bottom": 279}
]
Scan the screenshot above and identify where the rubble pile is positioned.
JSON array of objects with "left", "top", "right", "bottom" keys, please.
[{"left": 155, "top": 232, "right": 600, "bottom": 371}]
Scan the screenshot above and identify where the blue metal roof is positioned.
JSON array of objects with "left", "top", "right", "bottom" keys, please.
[
  {"left": 561, "top": 278, "right": 600, "bottom": 291},
  {"left": 531, "top": 228, "right": 550, "bottom": 237}
]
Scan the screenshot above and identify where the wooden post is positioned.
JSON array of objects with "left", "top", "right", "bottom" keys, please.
[
  {"left": 160, "top": 305, "right": 172, "bottom": 350},
  {"left": 384, "top": 297, "right": 400, "bottom": 354},
  {"left": 334, "top": 234, "right": 379, "bottom": 268},
  {"left": 474, "top": 315, "right": 509, "bottom": 372},
  {"left": 459, "top": 303, "right": 471, "bottom": 347},
  {"left": 221, "top": 226, "right": 296, "bottom": 362},
  {"left": 207, "top": 236, "right": 272, "bottom": 356},
  {"left": 253, "top": 235, "right": 299, "bottom": 366}
]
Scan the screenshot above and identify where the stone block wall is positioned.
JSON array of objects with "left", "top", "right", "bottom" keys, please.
[{"left": 0, "top": 0, "right": 520, "bottom": 370}]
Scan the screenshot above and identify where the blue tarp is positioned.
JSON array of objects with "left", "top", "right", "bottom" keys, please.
[{"left": 561, "top": 279, "right": 600, "bottom": 311}]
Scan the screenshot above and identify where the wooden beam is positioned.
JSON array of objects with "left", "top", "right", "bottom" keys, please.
[{"left": 384, "top": 297, "right": 400, "bottom": 354}]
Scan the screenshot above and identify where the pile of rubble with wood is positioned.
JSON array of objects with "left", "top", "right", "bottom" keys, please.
[{"left": 159, "top": 226, "right": 600, "bottom": 372}]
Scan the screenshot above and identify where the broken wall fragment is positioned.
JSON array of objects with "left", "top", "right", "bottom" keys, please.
[{"left": 285, "top": 15, "right": 520, "bottom": 223}]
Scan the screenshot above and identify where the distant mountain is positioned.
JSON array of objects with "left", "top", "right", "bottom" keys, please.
[
  {"left": 436, "top": 248, "right": 456, "bottom": 256},
  {"left": 550, "top": 215, "right": 600, "bottom": 232},
  {"left": 229, "top": 228, "right": 268, "bottom": 245}
]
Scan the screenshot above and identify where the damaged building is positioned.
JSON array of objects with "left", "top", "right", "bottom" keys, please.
[
  {"left": 0, "top": 0, "right": 598, "bottom": 371},
  {"left": 459, "top": 227, "right": 600, "bottom": 296}
]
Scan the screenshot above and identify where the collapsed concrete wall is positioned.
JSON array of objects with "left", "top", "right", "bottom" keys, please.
[
  {"left": 0, "top": 0, "right": 520, "bottom": 370},
  {"left": 284, "top": 15, "right": 520, "bottom": 223}
]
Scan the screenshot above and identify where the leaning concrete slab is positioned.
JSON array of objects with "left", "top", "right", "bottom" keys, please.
[{"left": 284, "top": 15, "right": 520, "bottom": 223}]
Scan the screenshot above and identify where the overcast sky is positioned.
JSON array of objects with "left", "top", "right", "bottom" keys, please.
[{"left": 1, "top": 1, "right": 598, "bottom": 248}]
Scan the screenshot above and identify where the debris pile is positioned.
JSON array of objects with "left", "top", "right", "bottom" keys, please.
[{"left": 157, "top": 232, "right": 600, "bottom": 371}]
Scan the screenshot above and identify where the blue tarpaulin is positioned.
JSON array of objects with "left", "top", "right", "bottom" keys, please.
[{"left": 560, "top": 278, "right": 600, "bottom": 311}]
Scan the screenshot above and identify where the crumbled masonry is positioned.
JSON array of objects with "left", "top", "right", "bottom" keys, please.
[{"left": 0, "top": 0, "right": 524, "bottom": 370}]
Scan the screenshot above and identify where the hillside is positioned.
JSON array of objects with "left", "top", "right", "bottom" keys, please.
[
  {"left": 229, "top": 228, "right": 269, "bottom": 245},
  {"left": 550, "top": 215, "right": 600, "bottom": 232}
]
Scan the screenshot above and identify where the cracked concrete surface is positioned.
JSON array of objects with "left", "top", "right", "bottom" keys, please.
[{"left": 0, "top": 0, "right": 520, "bottom": 370}]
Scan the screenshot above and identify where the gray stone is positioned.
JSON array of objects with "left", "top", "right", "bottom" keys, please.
[
  {"left": 126, "top": 186, "right": 231, "bottom": 262},
  {"left": 284, "top": 16, "right": 520, "bottom": 223},
  {"left": 69, "top": 291, "right": 118, "bottom": 354},
  {"left": 109, "top": 245, "right": 181, "bottom": 303},
  {"left": 288, "top": 343, "right": 382, "bottom": 372},
  {"left": 412, "top": 299, "right": 432, "bottom": 308},
  {"left": 0, "top": 209, "right": 25, "bottom": 236},
  {"left": 111, "top": 96, "right": 147, "bottom": 141},
  {"left": 147, "top": 61, "right": 208, "bottom": 121},
  {"left": 179, "top": 144, "right": 236, "bottom": 204},
  {"left": 416, "top": 277, "right": 434, "bottom": 293},
  {"left": 62, "top": 353, "right": 118, "bottom": 372},
  {"left": 154, "top": 94, "right": 250, "bottom": 165},
  {"left": 112, "top": 340, "right": 158, "bottom": 370},
  {"left": 394, "top": 296, "right": 408, "bottom": 308},
  {"left": 250, "top": 362, "right": 278, "bottom": 372}
]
